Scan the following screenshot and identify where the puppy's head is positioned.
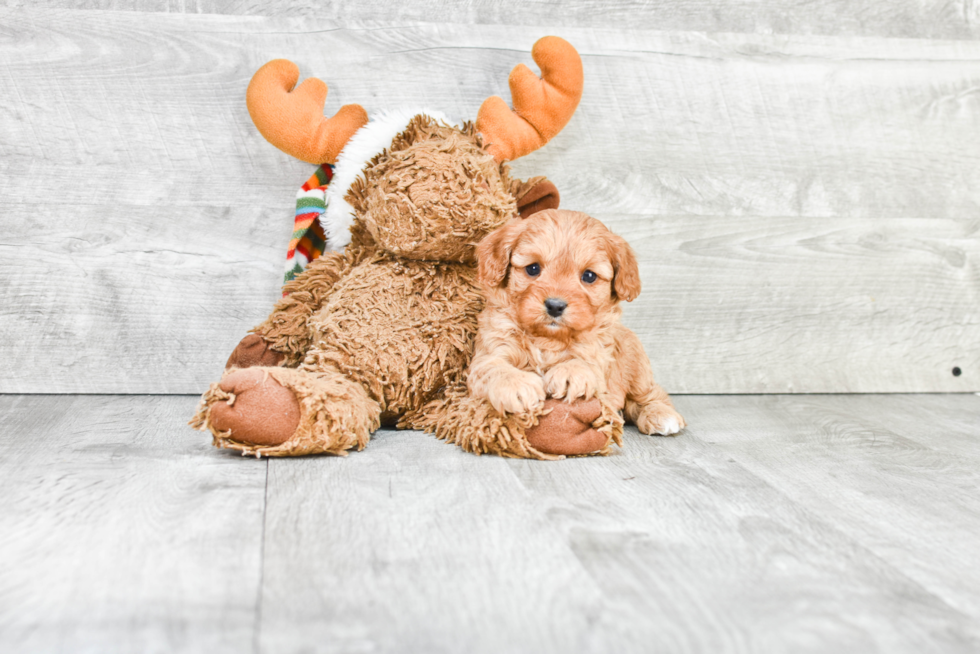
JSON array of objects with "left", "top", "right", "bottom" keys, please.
[{"left": 477, "top": 209, "right": 641, "bottom": 341}]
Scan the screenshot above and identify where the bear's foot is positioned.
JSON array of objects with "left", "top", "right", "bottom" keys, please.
[
  {"left": 525, "top": 398, "right": 608, "bottom": 456},
  {"left": 190, "top": 366, "right": 381, "bottom": 457},
  {"left": 208, "top": 368, "right": 301, "bottom": 447},
  {"left": 406, "top": 384, "right": 623, "bottom": 459}
]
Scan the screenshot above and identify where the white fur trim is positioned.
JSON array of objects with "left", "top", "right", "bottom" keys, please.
[{"left": 323, "top": 108, "right": 454, "bottom": 250}]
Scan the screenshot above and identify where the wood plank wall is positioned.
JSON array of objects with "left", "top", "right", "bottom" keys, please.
[{"left": 1, "top": 3, "right": 977, "bottom": 394}]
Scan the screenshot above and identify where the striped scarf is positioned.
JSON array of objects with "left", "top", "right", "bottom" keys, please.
[{"left": 284, "top": 164, "right": 334, "bottom": 288}]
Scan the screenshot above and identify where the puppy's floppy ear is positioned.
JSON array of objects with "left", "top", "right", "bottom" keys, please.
[
  {"left": 478, "top": 218, "right": 525, "bottom": 287},
  {"left": 607, "top": 233, "right": 641, "bottom": 302}
]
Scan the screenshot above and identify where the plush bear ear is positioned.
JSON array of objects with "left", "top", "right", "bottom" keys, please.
[
  {"left": 606, "top": 232, "right": 642, "bottom": 302},
  {"left": 477, "top": 219, "right": 526, "bottom": 288},
  {"left": 510, "top": 176, "right": 560, "bottom": 218}
]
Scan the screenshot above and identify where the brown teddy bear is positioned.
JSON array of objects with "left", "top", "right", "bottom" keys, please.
[{"left": 190, "top": 37, "right": 623, "bottom": 459}]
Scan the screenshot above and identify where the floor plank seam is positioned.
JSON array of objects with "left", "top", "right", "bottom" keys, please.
[{"left": 252, "top": 459, "right": 269, "bottom": 654}]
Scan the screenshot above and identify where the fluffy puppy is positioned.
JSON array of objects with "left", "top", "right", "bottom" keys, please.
[{"left": 467, "top": 209, "right": 685, "bottom": 436}]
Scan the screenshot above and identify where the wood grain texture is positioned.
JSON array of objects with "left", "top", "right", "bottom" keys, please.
[
  {"left": 5, "top": 1, "right": 980, "bottom": 39},
  {"left": 615, "top": 214, "right": 979, "bottom": 393},
  {"left": 0, "top": 395, "right": 267, "bottom": 653},
  {"left": 256, "top": 393, "right": 980, "bottom": 653},
  {"left": 0, "top": 9, "right": 977, "bottom": 393},
  {"left": 257, "top": 434, "right": 611, "bottom": 653},
  {"left": 677, "top": 394, "right": 980, "bottom": 621},
  {"left": 2, "top": 393, "right": 979, "bottom": 652}
]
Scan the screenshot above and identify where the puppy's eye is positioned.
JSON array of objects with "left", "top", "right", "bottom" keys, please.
[
  {"left": 581, "top": 270, "right": 597, "bottom": 284},
  {"left": 525, "top": 263, "right": 541, "bottom": 277}
]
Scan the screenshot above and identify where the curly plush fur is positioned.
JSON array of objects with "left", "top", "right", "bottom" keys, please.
[{"left": 191, "top": 116, "right": 573, "bottom": 458}]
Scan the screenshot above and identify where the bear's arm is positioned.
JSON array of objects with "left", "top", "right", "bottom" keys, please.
[
  {"left": 247, "top": 251, "right": 349, "bottom": 366},
  {"left": 246, "top": 222, "right": 377, "bottom": 367}
]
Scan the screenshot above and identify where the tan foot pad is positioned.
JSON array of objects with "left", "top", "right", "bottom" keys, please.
[
  {"left": 210, "top": 368, "right": 301, "bottom": 447},
  {"left": 526, "top": 398, "right": 608, "bottom": 456}
]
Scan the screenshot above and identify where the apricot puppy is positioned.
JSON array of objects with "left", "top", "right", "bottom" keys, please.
[{"left": 468, "top": 209, "right": 685, "bottom": 437}]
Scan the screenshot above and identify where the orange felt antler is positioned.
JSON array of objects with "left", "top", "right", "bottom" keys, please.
[
  {"left": 246, "top": 59, "right": 368, "bottom": 165},
  {"left": 476, "top": 36, "right": 584, "bottom": 162}
]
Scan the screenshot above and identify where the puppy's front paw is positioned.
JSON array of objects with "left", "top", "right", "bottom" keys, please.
[
  {"left": 544, "top": 361, "right": 599, "bottom": 401},
  {"left": 635, "top": 402, "right": 686, "bottom": 436},
  {"left": 488, "top": 370, "right": 547, "bottom": 415}
]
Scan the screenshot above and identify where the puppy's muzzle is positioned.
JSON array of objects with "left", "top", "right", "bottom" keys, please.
[{"left": 544, "top": 297, "right": 567, "bottom": 317}]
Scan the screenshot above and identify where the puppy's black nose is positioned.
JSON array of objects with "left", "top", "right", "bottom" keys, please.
[{"left": 544, "top": 298, "right": 567, "bottom": 317}]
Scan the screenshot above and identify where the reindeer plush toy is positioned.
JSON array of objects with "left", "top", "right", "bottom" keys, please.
[{"left": 191, "top": 37, "right": 624, "bottom": 459}]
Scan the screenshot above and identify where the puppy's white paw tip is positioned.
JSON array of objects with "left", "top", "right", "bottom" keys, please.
[{"left": 659, "top": 417, "right": 680, "bottom": 435}]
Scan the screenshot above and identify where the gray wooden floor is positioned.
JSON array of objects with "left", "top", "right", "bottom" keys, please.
[
  {"left": 2, "top": 3, "right": 979, "bottom": 652},
  {"left": 2, "top": 393, "right": 978, "bottom": 653}
]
